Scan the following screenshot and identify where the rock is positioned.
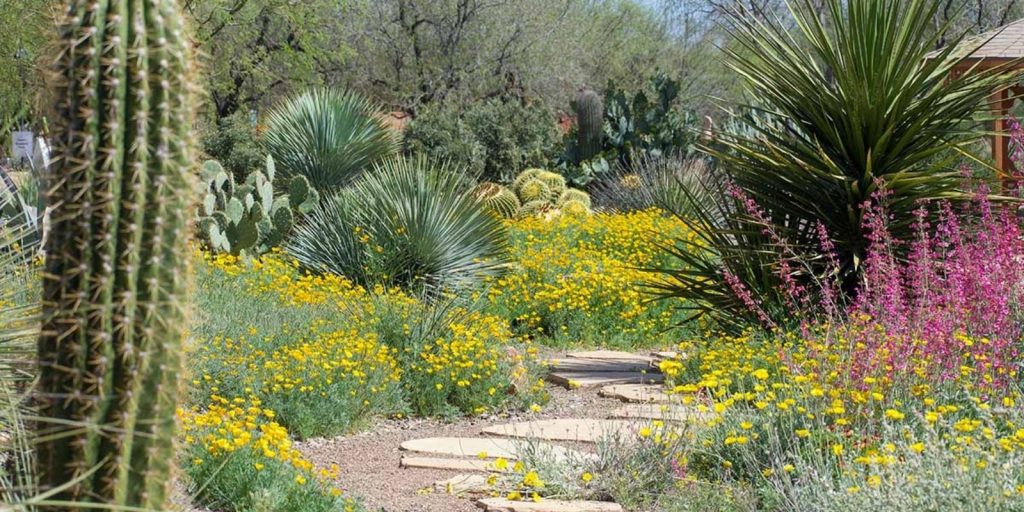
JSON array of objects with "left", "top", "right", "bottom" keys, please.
[
  {"left": 609, "top": 404, "right": 712, "bottom": 423},
  {"left": 399, "top": 437, "right": 590, "bottom": 463},
  {"left": 598, "top": 384, "right": 672, "bottom": 403},
  {"left": 475, "top": 497, "right": 623, "bottom": 512},
  {"left": 547, "top": 371, "right": 663, "bottom": 389},
  {"left": 482, "top": 419, "right": 635, "bottom": 443},
  {"left": 650, "top": 351, "right": 679, "bottom": 361},
  {"left": 565, "top": 350, "right": 653, "bottom": 364},
  {"left": 401, "top": 456, "right": 505, "bottom": 473},
  {"left": 545, "top": 358, "right": 653, "bottom": 373},
  {"left": 435, "top": 474, "right": 490, "bottom": 495}
]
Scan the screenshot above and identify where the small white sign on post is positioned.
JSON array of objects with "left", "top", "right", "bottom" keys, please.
[{"left": 11, "top": 131, "right": 34, "bottom": 165}]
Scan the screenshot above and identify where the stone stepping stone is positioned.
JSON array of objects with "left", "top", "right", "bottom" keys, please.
[
  {"left": 598, "top": 384, "right": 672, "bottom": 403},
  {"left": 650, "top": 351, "right": 680, "bottom": 361},
  {"left": 609, "top": 404, "right": 711, "bottom": 423},
  {"left": 545, "top": 358, "right": 653, "bottom": 373},
  {"left": 548, "top": 371, "right": 663, "bottom": 389},
  {"left": 476, "top": 498, "right": 623, "bottom": 512},
  {"left": 399, "top": 437, "right": 587, "bottom": 463},
  {"left": 566, "top": 350, "right": 653, "bottom": 364},
  {"left": 482, "top": 419, "right": 635, "bottom": 443},
  {"left": 435, "top": 474, "right": 490, "bottom": 495},
  {"left": 401, "top": 456, "right": 507, "bottom": 473}
]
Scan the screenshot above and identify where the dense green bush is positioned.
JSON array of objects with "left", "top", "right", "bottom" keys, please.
[
  {"left": 403, "top": 98, "right": 560, "bottom": 183},
  {"left": 286, "top": 155, "right": 508, "bottom": 292},
  {"left": 201, "top": 111, "right": 266, "bottom": 182},
  {"left": 266, "top": 88, "right": 398, "bottom": 194}
]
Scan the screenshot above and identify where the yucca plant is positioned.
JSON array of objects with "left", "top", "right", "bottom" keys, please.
[
  {"left": 265, "top": 88, "right": 398, "bottom": 194},
  {"left": 717, "top": 0, "right": 1019, "bottom": 275},
  {"left": 0, "top": 187, "right": 40, "bottom": 508},
  {"left": 287, "top": 155, "right": 507, "bottom": 292},
  {"left": 650, "top": 0, "right": 1023, "bottom": 331}
]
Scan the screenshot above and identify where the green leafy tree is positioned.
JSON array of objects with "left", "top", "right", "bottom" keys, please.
[{"left": 184, "top": 0, "right": 354, "bottom": 118}]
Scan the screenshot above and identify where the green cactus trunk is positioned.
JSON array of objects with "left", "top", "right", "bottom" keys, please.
[
  {"left": 576, "top": 89, "right": 604, "bottom": 163},
  {"left": 36, "top": 1, "right": 196, "bottom": 509}
]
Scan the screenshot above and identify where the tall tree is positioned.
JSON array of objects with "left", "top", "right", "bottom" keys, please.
[{"left": 184, "top": 0, "right": 354, "bottom": 118}]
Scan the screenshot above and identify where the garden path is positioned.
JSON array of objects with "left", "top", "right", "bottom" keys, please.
[{"left": 298, "top": 350, "right": 689, "bottom": 512}]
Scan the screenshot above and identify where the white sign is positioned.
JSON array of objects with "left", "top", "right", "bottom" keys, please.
[{"left": 11, "top": 131, "right": 33, "bottom": 164}]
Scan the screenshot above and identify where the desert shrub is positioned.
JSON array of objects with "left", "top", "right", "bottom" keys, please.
[
  {"left": 201, "top": 111, "right": 266, "bottom": 181},
  {"left": 265, "top": 88, "right": 398, "bottom": 194},
  {"left": 403, "top": 98, "right": 560, "bottom": 183},
  {"left": 286, "top": 155, "right": 508, "bottom": 292}
]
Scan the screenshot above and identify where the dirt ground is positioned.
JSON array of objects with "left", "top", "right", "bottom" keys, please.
[{"left": 298, "top": 385, "right": 621, "bottom": 512}]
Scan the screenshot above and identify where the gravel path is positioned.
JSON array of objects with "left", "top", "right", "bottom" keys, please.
[{"left": 298, "top": 385, "right": 622, "bottom": 512}]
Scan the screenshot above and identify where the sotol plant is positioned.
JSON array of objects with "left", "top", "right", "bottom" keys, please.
[
  {"left": 197, "top": 156, "right": 318, "bottom": 255},
  {"left": 265, "top": 88, "right": 398, "bottom": 194},
  {"left": 36, "top": 1, "right": 196, "bottom": 509}
]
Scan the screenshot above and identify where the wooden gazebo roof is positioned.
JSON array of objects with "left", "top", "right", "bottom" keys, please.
[{"left": 931, "top": 19, "right": 1024, "bottom": 178}]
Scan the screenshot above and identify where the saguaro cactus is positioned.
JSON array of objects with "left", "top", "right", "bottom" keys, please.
[
  {"left": 36, "top": 1, "right": 196, "bottom": 509},
  {"left": 576, "top": 88, "right": 604, "bottom": 163}
]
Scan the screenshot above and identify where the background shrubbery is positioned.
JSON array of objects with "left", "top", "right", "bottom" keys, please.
[{"left": 403, "top": 98, "right": 560, "bottom": 183}]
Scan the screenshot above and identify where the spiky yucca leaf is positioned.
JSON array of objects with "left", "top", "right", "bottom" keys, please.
[
  {"left": 265, "top": 88, "right": 398, "bottom": 194},
  {"left": 0, "top": 187, "right": 40, "bottom": 507},
  {"left": 650, "top": 0, "right": 1022, "bottom": 332},
  {"left": 710, "top": 0, "right": 1021, "bottom": 280},
  {"left": 287, "top": 156, "right": 508, "bottom": 292}
]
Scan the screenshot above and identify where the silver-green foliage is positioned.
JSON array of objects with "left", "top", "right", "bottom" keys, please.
[
  {"left": 287, "top": 155, "right": 508, "bottom": 292},
  {"left": 0, "top": 176, "right": 39, "bottom": 508},
  {"left": 265, "top": 88, "right": 398, "bottom": 194},
  {"left": 198, "top": 156, "right": 318, "bottom": 255}
]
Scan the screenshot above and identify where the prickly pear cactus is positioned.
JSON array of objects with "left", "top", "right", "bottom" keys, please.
[
  {"left": 37, "top": 1, "right": 196, "bottom": 509},
  {"left": 576, "top": 88, "right": 604, "bottom": 163},
  {"left": 557, "top": 188, "right": 592, "bottom": 208},
  {"left": 197, "top": 155, "right": 317, "bottom": 255}
]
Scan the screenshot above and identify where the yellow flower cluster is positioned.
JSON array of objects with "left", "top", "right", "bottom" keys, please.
[
  {"left": 666, "top": 327, "right": 1024, "bottom": 488},
  {"left": 178, "top": 396, "right": 344, "bottom": 493},
  {"left": 487, "top": 209, "right": 696, "bottom": 344},
  {"left": 196, "top": 250, "right": 540, "bottom": 425}
]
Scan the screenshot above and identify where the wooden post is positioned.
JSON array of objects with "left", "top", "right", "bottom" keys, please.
[{"left": 991, "top": 88, "right": 1012, "bottom": 180}]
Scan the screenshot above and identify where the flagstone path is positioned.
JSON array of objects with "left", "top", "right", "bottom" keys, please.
[{"left": 299, "top": 350, "right": 704, "bottom": 512}]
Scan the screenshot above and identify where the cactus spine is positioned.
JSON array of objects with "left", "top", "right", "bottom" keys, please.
[
  {"left": 472, "top": 182, "right": 520, "bottom": 219},
  {"left": 576, "top": 88, "right": 604, "bottom": 163},
  {"left": 517, "top": 178, "right": 551, "bottom": 204},
  {"left": 557, "top": 188, "right": 592, "bottom": 208},
  {"left": 37, "top": 1, "right": 196, "bottom": 509},
  {"left": 536, "top": 171, "right": 567, "bottom": 203}
]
